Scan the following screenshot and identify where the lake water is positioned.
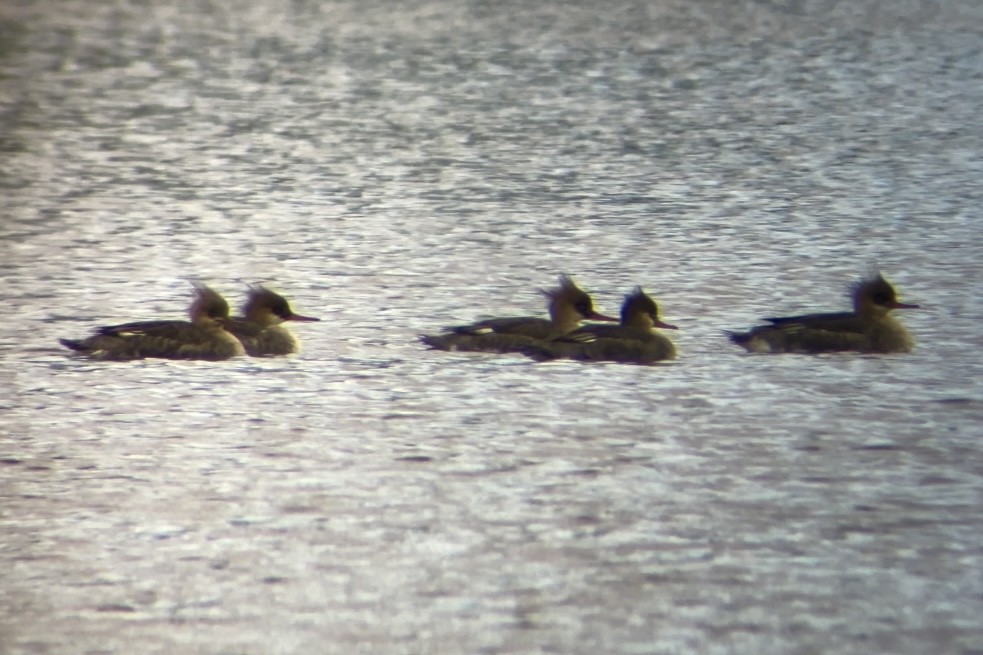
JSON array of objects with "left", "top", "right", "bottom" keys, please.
[{"left": 2, "top": 1, "right": 983, "bottom": 653}]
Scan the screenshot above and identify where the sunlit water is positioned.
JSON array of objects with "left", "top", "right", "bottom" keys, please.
[{"left": 2, "top": 1, "right": 983, "bottom": 653}]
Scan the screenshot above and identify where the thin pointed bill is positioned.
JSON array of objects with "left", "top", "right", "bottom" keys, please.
[
  {"left": 287, "top": 313, "right": 321, "bottom": 322},
  {"left": 587, "top": 311, "right": 619, "bottom": 322}
]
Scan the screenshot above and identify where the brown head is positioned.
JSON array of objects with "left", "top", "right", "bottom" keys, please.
[
  {"left": 851, "top": 272, "right": 919, "bottom": 317},
  {"left": 621, "top": 287, "right": 678, "bottom": 330},
  {"left": 188, "top": 284, "right": 232, "bottom": 325},
  {"left": 540, "top": 274, "right": 617, "bottom": 329},
  {"left": 243, "top": 286, "right": 321, "bottom": 326}
]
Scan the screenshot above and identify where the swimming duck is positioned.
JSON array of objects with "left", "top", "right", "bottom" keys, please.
[
  {"left": 726, "top": 272, "right": 918, "bottom": 354},
  {"left": 420, "top": 274, "right": 617, "bottom": 353},
  {"left": 225, "top": 286, "right": 320, "bottom": 356},
  {"left": 524, "top": 287, "right": 678, "bottom": 363},
  {"left": 59, "top": 284, "right": 245, "bottom": 361}
]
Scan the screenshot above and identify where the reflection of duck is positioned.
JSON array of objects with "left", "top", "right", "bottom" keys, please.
[
  {"left": 59, "top": 284, "right": 245, "bottom": 361},
  {"left": 420, "top": 274, "right": 617, "bottom": 353},
  {"left": 524, "top": 287, "right": 678, "bottom": 364},
  {"left": 726, "top": 272, "right": 918, "bottom": 354},
  {"left": 225, "top": 286, "right": 320, "bottom": 356}
]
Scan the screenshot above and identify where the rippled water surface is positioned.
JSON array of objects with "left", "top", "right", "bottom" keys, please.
[{"left": 2, "top": 1, "right": 983, "bottom": 653}]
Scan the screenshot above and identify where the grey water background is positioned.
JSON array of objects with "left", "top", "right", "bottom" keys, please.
[{"left": 2, "top": 0, "right": 983, "bottom": 653}]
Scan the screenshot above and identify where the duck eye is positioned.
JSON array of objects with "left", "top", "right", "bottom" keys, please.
[
  {"left": 872, "top": 292, "right": 892, "bottom": 304},
  {"left": 575, "top": 301, "right": 591, "bottom": 316}
]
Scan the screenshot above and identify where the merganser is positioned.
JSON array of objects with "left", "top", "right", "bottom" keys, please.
[
  {"left": 59, "top": 284, "right": 245, "bottom": 361},
  {"left": 225, "top": 286, "right": 320, "bottom": 356},
  {"left": 420, "top": 274, "right": 617, "bottom": 353},
  {"left": 524, "top": 287, "right": 678, "bottom": 363},
  {"left": 726, "top": 272, "right": 918, "bottom": 354}
]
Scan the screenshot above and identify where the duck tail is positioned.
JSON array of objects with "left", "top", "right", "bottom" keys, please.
[
  {"left": 59, "top": 338, "right": 87, "bottom": 352},
  {"left": 419, "top": 334, "right": 449, "bottom": 351}
]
